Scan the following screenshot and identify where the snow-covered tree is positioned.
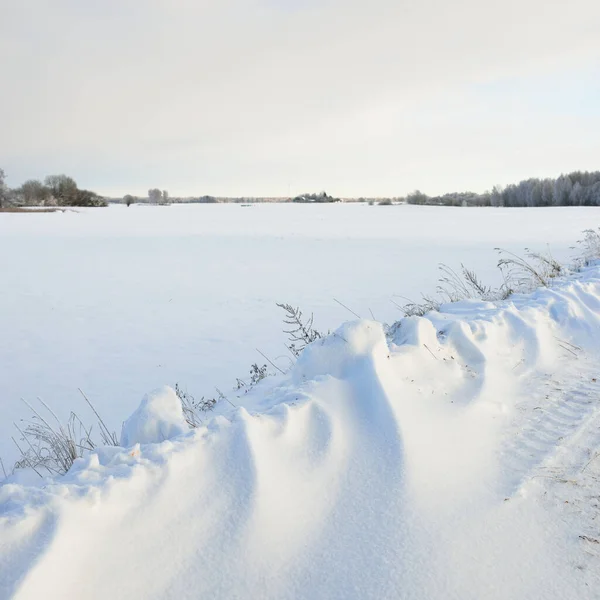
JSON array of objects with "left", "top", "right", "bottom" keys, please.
[
  {"left": 0, "top": 168, "right": 7, "bottom": 207},
  {"left": 19, "top": 180, "right": 52, "bottom": 205},
  {"left": 490, "top": 185, "right": 504, "bottom": 207},
  {"left": 148, "top": 188, "right": 162, "bottom": 203},
  {"left": 540, "top": 179, "right": 554, "bottom": 207},
  {"left": 570, "top": 181, "right": 583, "bottom": 206},
  {"left": 553, "top": 175, "right": 573, "bottom": 206}
]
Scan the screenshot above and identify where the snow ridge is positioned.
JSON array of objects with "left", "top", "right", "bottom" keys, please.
[{"left": 2, "top": 267, "right": 600, "bottom": 599}]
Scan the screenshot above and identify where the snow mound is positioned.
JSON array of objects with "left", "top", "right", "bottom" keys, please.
[
  {"left": 3, "top": 267, "right": 600, "bottom": 599},
  {"left": 120, "top": 386, "right": 188, "bottom": 447},
  {"left": 293, "top": 319, "right": 389, "bottom": 381}
]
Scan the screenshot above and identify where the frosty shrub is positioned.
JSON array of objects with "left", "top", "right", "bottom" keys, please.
[
  {"left": 276, "top": 303, "right": 323, "bottom": 357},
  {"left": 249, "top": 364, "right": 268, "bottom": 386},
  {"left": 11, "top": 392, "right": 117, "bottom": 477},
  {"left": 576, "top": 228, "right": 600, "bottom": 266},
  {"left": 496, "top": 248, "right": 563, "bottom": 293},
  {"left": 399, "top": 264, "right": 494, "bottom": 316},
  {"left": 400, "top": 245, "right": 570, "bottom": 317},
  {"left": 400, "top": 295, "right": 442, "bottom": 317},
  {"left": 174, "top": 384, "right": 216, "bottom": 428}
]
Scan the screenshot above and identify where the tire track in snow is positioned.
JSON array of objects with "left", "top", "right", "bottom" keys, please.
[
  {"left": 500, "top": 353, "right": 600, "bottom": 498},
  {"left": 509, "top": 373, "right": 600, "bottom": 587}
]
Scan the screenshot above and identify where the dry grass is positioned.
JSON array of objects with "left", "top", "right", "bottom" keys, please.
[
  {"left": 13, "top": 398, "right": 96, "bottom": 476},
  {"left": 11, "top": 393, "right": 118, "bottom": 477},
  {"left": 276, "top": 303, "right": 323, "bottom": 357},
  {"left": 496, "top": 248, "right": 563, "bottom": 292},
  {"left": 397, "top": 246, "right": 567, "bottom": 317},
  {"left": 174, "top": 384, "right": 216, "bottom": 428},
  {"left": 575, "top": 228, "right": 600, "bottom": 267}
]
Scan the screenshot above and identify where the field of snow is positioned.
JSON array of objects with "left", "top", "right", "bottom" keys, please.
[
  {"left": 1, "top": 204, "right": 600, "bottom": 598},
  {"left": 0, "top": 203, "right": 597, "bottom": 469}
]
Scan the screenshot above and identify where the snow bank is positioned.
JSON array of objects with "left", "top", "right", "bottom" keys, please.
[
  {"left": 120, "top": 386, "right": 188, "bottom": 447},
  {"left": 2, "top": 266, "right": 600, "bottom": 599},
  {"left": 293, "top": 319, "right": 389, "bottom": 381}
]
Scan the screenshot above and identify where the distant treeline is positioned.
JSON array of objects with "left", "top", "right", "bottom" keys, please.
[
  {"left": 291, "top": 192, "right": 340, "bottom": 203},
  {"left": 118, "top": 190, "right": 342, "bottom": 204},
  {"left": 123, "top": 193, "right": 220, "bottom": 205},
  {"left": 403, "top": 171, "right": 600, "bottom": 207},
  {"left": 122, "top": 172, "right": 600, "bottom": 207},
  {"left": 3, "top": 168, "right": 599, "bottom": 209},
  {"left": 120, "top": 193, "right": 278, "bottom": 205},
  {"left": 0, "top": 169, "right": 106, "bottom": 208}
]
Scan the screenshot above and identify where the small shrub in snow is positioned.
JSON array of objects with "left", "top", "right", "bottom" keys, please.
[
  {"left": 176, "top": 305, "right": 322, "bottom": 415},
  {"left": 234, "top": 363, "right": 269, "bottom": 391},
  {"left": 276, "top": 303, "right": 323, "bottom": 357},
  {"left": 437, "top": 264, "right": 496, "bottom": 302},
  {"left": 400, "top": 295, "right": 442, "bottom": 317},
  {"left": 249, "top": 363, "right": 268, "bottom": 386},
  {"left": 400, "top": 245, "right": 570, "bottom": 317},
  {"left": 496, "top": 248, "right": 563, "bottom": 292},
  {"left": 399, "top": 263, "right": 494, "bottom": 316},
  {"left": 576, "top": 228, "right": 600, "bottom": 266},
  {"left": 11, "top": 395, "right": 117, "bottom": 477},
  {"left": 174, "top": 383, "right": 216, "bottom": 428},
  {"left": 13, "top": 411, "right": 92, "bottom": 476}
]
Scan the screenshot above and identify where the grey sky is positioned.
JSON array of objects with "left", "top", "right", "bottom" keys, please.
[{"left": 1, "top": 0, "right": 599, "bottom": 197}]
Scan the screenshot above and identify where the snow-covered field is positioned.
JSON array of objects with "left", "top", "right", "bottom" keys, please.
[
  {"left": 1, "top": 204, "right": 600, "bottom": 598},
  {"left": 0, "top": 204, "right": 596, "bottom": 467}
]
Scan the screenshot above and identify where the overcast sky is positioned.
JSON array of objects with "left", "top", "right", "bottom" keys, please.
[{"left": 1, "top": 0, "right": 599, "bottom": 197}]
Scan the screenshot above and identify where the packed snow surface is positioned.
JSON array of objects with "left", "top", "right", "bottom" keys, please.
[{"left": 2, "top": 261, "right": 600, "bottom": 598}]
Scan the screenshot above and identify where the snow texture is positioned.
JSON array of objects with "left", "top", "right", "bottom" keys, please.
[
  {"left": 2, "top": 263, "right": 600, "bottom": 599},
  {"left": 120, "top": 386, "right": 188, "bottom": 447}
]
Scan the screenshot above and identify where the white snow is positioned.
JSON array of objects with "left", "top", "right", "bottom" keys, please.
[
  {"left": 120, "top": 386, "right": 188, "bottom": 447},
  {"left": 1, "top": 205, "right": 600, "bottom": 598},
  {"left": 0, "top": 203, "right": 597, "bottom": 469}
]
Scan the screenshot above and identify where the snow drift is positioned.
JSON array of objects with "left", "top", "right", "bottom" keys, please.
[
  {"left": 120, "top": 386, "right": 188, "bottom": 447},
  {"left": 2, "top": 266, "right": 600, "bottom": 599}
]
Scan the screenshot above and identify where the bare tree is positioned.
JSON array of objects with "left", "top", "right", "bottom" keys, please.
[
  {"left": 0, "top": 168, "right": 6, "bottom": 208},
  {"left": 45, "top": 174, "right": 78, "bottom": 204},
  {"left": 20, "top": 179, "right": 51, "bottom": 205},
  {"left": 148, "top": 188, "right": 162, "bottom": 203}
]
